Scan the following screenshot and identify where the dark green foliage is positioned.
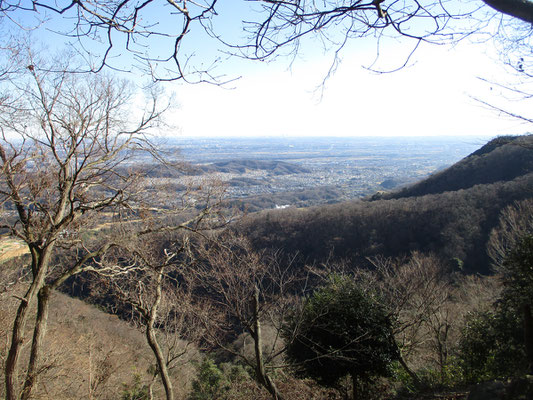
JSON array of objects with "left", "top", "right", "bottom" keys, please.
[
  {"left": 501, "top": 235, "right": 533, "bottom": 373},
  {"left": 284, "top": 276, "right": 398, "bottom": 388},
  {"left": 501, "top": 235, "right": 533, "bottom": 309},
  {"left": 459, "top": 309, "right": 525, "bottom": 383},
  {"left": 459, "top": 236, "right": 533, "bottom": 382},
  {"left": 121, "top": 374, "right": 150, "bottom": 400},
  {"left": 188, "top": 359, "right": 250, "bottom": 400},
  {"left": 392, "top": 358, "right": 464, "bottom": 393},
  {"left": 189, "top": 358, "right": 229, "bottom": 400}
]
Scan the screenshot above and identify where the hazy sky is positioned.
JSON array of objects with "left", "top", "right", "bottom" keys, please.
[
  {"left": 6, "top": 2, "right": 532, "bottom": 139},
  {"left": 169, "top": 37, "right": 532, "bottom": 138}
]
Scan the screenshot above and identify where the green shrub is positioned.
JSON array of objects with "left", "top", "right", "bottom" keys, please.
[
  {"left": 390, "top": 361, "right": 418, "bottom": 394},
  {"left": 283, "top": 274, "right": 398, "bottom": 396},
  {"left": 459, "top": 309, "right": 525, "bottom": 383},
  {"left": 220, "top": 362, "right": 250, "bottom": 384},
  {"left": 438, "top": 357, "right": 465, "bottom": 387},
  {"left": 189, "top": 358, "right": 228, "bottom": 400},
  {"left": 391, "top": 357, "right": 464, "bottom": 395},
  {"left": 121, "top": 374, "right": 149, "bottom": 400},
  {"left": 188, "top": 358, "right": 254, "bottom": 400}
]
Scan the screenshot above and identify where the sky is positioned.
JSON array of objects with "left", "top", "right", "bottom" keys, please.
[
  {"left": 4, "top": 1, "right": 533, "bottom": 139},
  {"left": 169, "top": 37, "right": 532, "bottom": 138}
]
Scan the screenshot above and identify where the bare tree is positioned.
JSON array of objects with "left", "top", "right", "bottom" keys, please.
[
  {"left": 488, "top": 198, "right": 533, "bottom": 271},
  {"left": 362, "top": 252, "right": 500, "bottom": 385},
  {"left": 362, "top": 255, "right": 446, "bottom": 369},
  {"left": 97, "top": 210, "right": 228, "bottom": 400},
  {"left": 0, "top": 1, "right": 221, "bottom": 82},
  {"left": 190, "top": 232, "right": 303, "bottom": 400},
  {"left": 0, "top": 0, "right": 530, "bottom": 80},
  {"left": 0, "top": 55, "right": 168, "bottom": 400},
  {"left": 98, "top": 238, "right": 189, "bottom": 400},
  {"left": 473, "top": 86, "right": 533, "bottom": 125},
  {"left": 360, "top": 253, "right": 455, "bottom": 385}
]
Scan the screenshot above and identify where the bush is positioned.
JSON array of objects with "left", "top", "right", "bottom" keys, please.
[
  {"left": 283, "top": 275, "right": 398, "bottom": 397},
  {"left": 459, "top": 309, "right": 525, "bottom": 383},
  {"left": 121, "top": 374, "right": 149, "bottom": 400},
  {"left": 188, "top": 359, "right": 252, "bottom": 400},
  {"left": 189, "top": 358, "right": 229, "bottom": 400}
]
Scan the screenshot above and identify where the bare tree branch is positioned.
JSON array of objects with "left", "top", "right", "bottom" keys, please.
[
  {"left": 0, "top": 53, "right": 174, "bottom": 400},
  {"left": 0, "top": 0, "right": 530, "bottom": 81}
]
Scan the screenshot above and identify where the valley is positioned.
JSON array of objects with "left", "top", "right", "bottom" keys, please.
[
  {"left": 1, "top": 133, "right": 532, "bottom": 400},
  {"left": 164, "top": 136, "right": 488, "bottom": 208}
]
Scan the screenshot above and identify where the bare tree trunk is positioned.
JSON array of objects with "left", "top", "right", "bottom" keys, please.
[
  {"left": 146, "top": 327, "right": 174, "bottom": 400},
  {"left": 5, "top": 249, "right": 51, "bottom": 400},
  {"left": 351, "top": 373, "right": 357, "bottom": 400},
  {"left": 5, "top": 295, "right": 32, "bottom": 400},
  {"left": 145, "top": 268, "right": 174, "bottom": 400},
  {"left": 398, "top": 353, "right": 421, "bottom": 387},
  {"left": 20, "top": 286, "right": 51, "bottom": 400},
  {"left": 252, "top": 286, "right": 284, "bottom": 400}
]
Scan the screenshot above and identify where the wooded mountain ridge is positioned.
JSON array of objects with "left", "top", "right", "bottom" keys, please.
[
  {"left": 386, "top": 135, "right": 533, "bottom": 199},
  {"left": 238, "top": 135, "right": 533, "bottom": 274},
  {"left": 2, "top": 134, "right": 531, "bottom": 399}
]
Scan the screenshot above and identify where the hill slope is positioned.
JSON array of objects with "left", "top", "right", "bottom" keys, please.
[
  {"left": 239, "top": 135, "right": 533, "bottom": 273},
  {"left": 387, "top": 135, "right": 533, "bottom": 199},
  {"left": 0, "top": 287, "right": 159, "bottom": 399},
  {"left": 197, "top": 160, "right": 311, "bottom": 175}
]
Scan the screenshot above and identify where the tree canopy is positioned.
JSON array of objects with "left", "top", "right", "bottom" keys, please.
[
  {"left": 501, "top": 235, "right": 533, "bottom": 308},
  {"left": 284, "top": 275, "right": 398, "bottom": 397},
  {"left": 459, "top": 235, "right": 533, "bottom": 382}
]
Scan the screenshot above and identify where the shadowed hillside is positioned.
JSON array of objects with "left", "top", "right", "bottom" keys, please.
[
  {"left": 387, "top": 135, "right": 533, "bottom": 199},
  {"left": 197, "top": 160, "right": 312, "bottom": 175},
  {"left": 238, "top": 135, "right": 533, "bottom": 273}
]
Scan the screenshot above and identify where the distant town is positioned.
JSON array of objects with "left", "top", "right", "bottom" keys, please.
[{"left": 164, "top": 136, "right": 490, "bottom": 206}]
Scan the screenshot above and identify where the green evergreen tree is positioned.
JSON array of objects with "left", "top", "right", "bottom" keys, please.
[
  {"left": 189, "top": 358, "right": 229, "bottom": 400},
  {"left": 459, "top": 235, "right": 533, "bottom": 381},
  {"left": 501, "top": 235, "right": 533, "bottom": 373},
  {"left": 284, "top": 275, "right": 398, "bottom": 399}
]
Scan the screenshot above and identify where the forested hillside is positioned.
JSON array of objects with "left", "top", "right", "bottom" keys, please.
[
  {"left": 2, "top": 131, "right": 532, "bottom": 400},
  {"left": 1, "top": 0, "right": 532, "bottom": 396},
  {"left": 387, "top": 135, "right": 533, "bottom": 199},
  {"left": 238, "top": 135, "right": 533, "bottom": 273}
]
